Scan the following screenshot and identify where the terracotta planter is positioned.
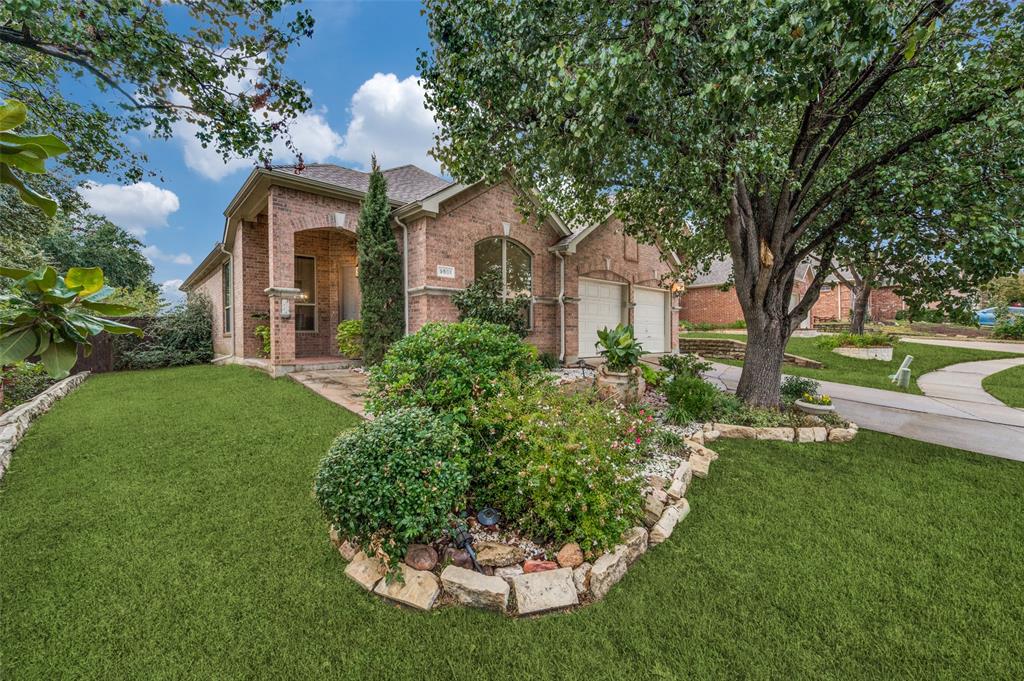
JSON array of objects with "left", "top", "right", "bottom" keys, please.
[
  {"left": 831, "top": 346, "right": 893, "bottom": 361},
  {"left": 794, "top": 399, "right": 836, "bottom": 416},
  {"left": 596, "top": 365, "right": 645, "bottom": 403}
]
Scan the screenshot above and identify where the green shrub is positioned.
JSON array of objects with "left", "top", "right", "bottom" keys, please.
[
  {"left": 115, "top": 294, "right": 214, "bottom": 370},
  {"left": 470, "top": 377, "right": 645, "bottom": 552},
  {"left": 659, "top": 353, "right": 712, "bottom": 379},
  {"left": 596, "top": 324, "right": 644, "bottom": 371},
  {"left": 314, "top": 407, "right": 470, "bottom": 570},
  {"left": 335, "top": 319, "right": 364, "bottom": 359},
  {"left": 993, "top": 313, "right": 1024, "bottom": 340},
  {"left": 537, "top": 351, "right": 560, "bottom": 370},
  {"left": 664, "top": 374, "right": 720, "bottom": 424},
  {"left": 451, "top": 268, "right": 529, "bottom": 338},
  {"left": 816, "top": 331, "right": 895, "bottom": 350},
  {"left": 640, "top": 363, "right": 665, "bottom": 387},
  {"left": 781, "top": 375, "right": 820, "bottom": 403},
  {"left": 1, "top": 362, "right": 56, "bottom": 411},
  {"left": 366, "top": 319, "right": 541, "bottom": 424},
  {"left": 253, "top": 325, "right": 270, "bottom": 357}
]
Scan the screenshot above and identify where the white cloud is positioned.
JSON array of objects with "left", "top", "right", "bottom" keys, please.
[
  {"left": 338, "top": 73, "right": 440, "bottom": 173},
  {"left": 160, "top": 279, "right": 185, "bottom": 305},
  {"left": 77, "top": 181, "right": 180, "bottom": 237},
  {"left": 143, "top": 245, "right": 194, "bottom": 266}
]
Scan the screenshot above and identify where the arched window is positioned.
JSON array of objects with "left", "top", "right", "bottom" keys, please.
[{"left": 474, "top": 237, "right": 533, "bottom": 326}]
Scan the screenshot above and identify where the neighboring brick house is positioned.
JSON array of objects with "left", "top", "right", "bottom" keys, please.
[
  {"left": 679, "top": 256, "right": 908, "bottom": 328},
  {"left": 181, "top": 163, "right": 680, "bottom": 374}
]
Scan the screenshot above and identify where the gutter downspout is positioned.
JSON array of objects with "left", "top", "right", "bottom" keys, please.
[
  {"left": 219, "top": 219, "right": 235, "bottom": 358},
  {"left": 556, "top": 251, "right": 566, "bottom": 364},
  {"left": 395, "top": 215, "right": 410, "bottom": 335}
]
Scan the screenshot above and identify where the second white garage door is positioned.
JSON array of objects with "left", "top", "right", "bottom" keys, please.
[
  {"left": 634, "top": 288, "right": 668, "bottom": 353},
  {"left": 578, "top": 278, "right": 625, "bottom": 357}
]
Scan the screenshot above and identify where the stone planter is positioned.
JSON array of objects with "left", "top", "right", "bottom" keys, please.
[
  {"left": 596, "top": 365, "right": 645, "bottom": 403},
  {"left": 832, "top": 346, "right": 893, "bottom": 361},
  {"left": 794, "top": 399, "right": 836, "bottom": 416}
]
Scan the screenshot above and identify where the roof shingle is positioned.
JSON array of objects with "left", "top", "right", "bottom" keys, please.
[{"left": 272, "top": 163, "right": 451, "bottom": 204}]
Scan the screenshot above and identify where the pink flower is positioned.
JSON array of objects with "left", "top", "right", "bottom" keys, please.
[{"left": 635, "top": 437, "right": 642, "bottom": 444}]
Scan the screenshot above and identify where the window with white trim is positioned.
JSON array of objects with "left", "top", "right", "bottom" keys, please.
[
  {"left": 474, "top": 237, "right": 533, "bottom": 327},
  {"left": 221, "top": 261, "right": 232, "bottom": 334},
  {"left": 294, "top": 255, "right": 316, "bottom": 332}
]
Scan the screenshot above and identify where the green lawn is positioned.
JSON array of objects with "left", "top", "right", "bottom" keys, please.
[
  {"left": 982, "top": 363, "right": 1024, "bottom": 408},
  {"left": 687, "top": 332, "right": 1023, "bottom": 393},
  {"left": 2, "top": 365, "right": 1023, "bottom": 679}
]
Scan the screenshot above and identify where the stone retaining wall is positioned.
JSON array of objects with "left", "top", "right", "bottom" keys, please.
[
  {"left": 679, "top": 338, "right": 823, "bottom": 369},
  {"left": 0, "top": 372, "right": 89, "bottom": 482},
  {"left": 698, "top": 421, "right": 858, "bottom": 443}
]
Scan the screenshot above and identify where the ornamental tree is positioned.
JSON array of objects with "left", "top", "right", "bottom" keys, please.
[
  {"left": 420, "top": 0, "right": 1024, "bottom": 406},
  {"left": 357, "top": 157, "right": 404, "bottom": 365},
  {"left": 0, "top": 1, "right": 314, "bottom": 181}
]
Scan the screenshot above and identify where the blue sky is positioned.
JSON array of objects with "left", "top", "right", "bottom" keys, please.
[{"left": 74, "top": 1, "right": 436, "bottom": 302}]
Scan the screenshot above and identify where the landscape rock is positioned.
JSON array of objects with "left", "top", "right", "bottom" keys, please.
[
  {"left": 405, "top": 544, "right": 438, "bottom": 571},
  {"left": 440, "top": 565, "right": 509, "bottom": 611},
  {"left": 523, "top": 559, "right": 559, "bottom": 573},
  {"left": 443, "top": 547, "right": 474, "bottom": 570},
  {"left": 556, "top": 543, "right": 584, "bottom": 568},
  {"left": 667, "top": 477, "right": 685, "bottom": 500},
  {"left": 689, "top": 452, "right": 711, "bottom": 479},
  {"left": 572, "top": 562, "right": 592, "bottom": 595},
  {"left": 511, "top": 568, "right": 578, "bottom": 615},
  {"left": 795, "top": 427, "right": 816, "bottom": 443},
  {"left": 337, "top": 540, "right": 359, "bottom": 561},
  {"left": 650, "top": 506, "right": 681, "bottom": 545},
  {"left": 651, "top": 488, "right": 669, "bottom": 504},
  {"left": 647, "top": 475, "right": 668, "bottom": 490},
  {"left": 673, "top": 460, "right": 692, "bottom": 486},
  {"left": 755, "top": 427, "right": 795, "bottom": 442},
  {"left": 688, "top": 441, "right": 719, "bottom": 460},
  {"left": 644, "top": 494, "right": 666, "bottom": 526},
  {"left": 621, "top": 526, "right": 649, "bottom": 564},
  {"left": 813, "top": 427, "right": 828, "bottom": 442},
  {"left": 688, "top": 429, "right": 704, "bottom": 445},
  {"left": 494, "top": 564, "right": 524, "bottom": 583},
  {"left": 476, "top": 541, "right": 528, "bottom": 567},
  {"left": 828, "top": 427, "right": 857, "bottom": 443},
  {"left": 704, "top": 429, "right": 721, "bottom": 443},
  {"left": 373, "top": 564, "right": 441, "bottom": 611},
  {"left": 674, "top": 497, "right": 691, "bottom": 520},
  {"left": 589, "top": 546, "right": 630, "bottom": 600},
  {"left": 344, "top": 552, "right": 386, "bottom": 591},
  {"left": 716, "top": 423, "right": 757, "bottom": 439}
]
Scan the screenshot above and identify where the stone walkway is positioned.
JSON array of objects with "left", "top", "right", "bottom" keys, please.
[
  {"left": 289, "top": 368, "right": 370, "bottom": 418},
  {"left": 703, "top": 362, "right": 1024, "bottom": 461}
]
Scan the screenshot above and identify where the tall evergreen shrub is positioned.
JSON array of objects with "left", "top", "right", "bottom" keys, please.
[{"left": 357, "top": 156, "right": 404, "bottom": 364}]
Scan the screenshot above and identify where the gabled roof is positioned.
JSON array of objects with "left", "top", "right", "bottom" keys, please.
[
  {"left": 273, "top": 163, "right": 452, "bottom": 204},
  {"left": 688, "top": 256, "right": 735, "bottom": 287}
]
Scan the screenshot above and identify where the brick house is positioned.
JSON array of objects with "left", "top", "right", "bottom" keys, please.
[
  {"left": 679, "top": 256, "right": 908, "bottom": 328},
  {"left": 180, "top": 163, "right": 680, "bottom": 375}
]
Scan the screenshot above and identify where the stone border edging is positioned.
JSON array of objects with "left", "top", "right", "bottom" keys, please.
[
  {"left": 328, "top": 457, "right": 699, "bottom": 616},
  {"left": 695, "top": 421, "right": 859, "bottom": 444},
  {"left": 0, "top": 372, "right": 90, "bottom": 481}
]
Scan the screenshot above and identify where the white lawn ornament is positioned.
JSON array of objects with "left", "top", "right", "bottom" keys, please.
[{"left": 889, "top": 355, "right": 913, "bottom": 389}]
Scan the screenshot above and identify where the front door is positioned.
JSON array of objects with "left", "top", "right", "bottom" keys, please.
[{"left": 341, "top": 265, "right": 360, "bottom": 320}]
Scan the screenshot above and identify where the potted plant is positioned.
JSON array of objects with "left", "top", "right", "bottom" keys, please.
[
  {"left": 595, "top": 324, "right": 645, "bottom": 402},
  {"left": 794, "top": 392, "right": 835, "bottom": 416}
]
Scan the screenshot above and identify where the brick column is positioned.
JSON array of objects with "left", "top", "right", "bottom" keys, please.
[{"left": 266, "top": 287, "right": 300, "bottom": 372}]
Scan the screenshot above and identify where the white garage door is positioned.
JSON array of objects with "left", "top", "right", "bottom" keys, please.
[
  {"left": 578, "top": 278, "right": 625, "bottom": 357},
  {"left": 634, "top": 288, "right": 668, "bottom": 353}
]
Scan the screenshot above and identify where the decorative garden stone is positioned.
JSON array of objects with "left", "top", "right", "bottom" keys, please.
[
  {"left": 755, "top": 427, "right": 795, "bottom": 442},
  {"left": 715, "top": 423, "right": 756, "bottom": 439},
  {"left": 648, "top": 474, "right": 667, "bottom": 490},
  {"left": 650, "top": 506, "right": 681, "bottom": 545},
  {"left": 796, "top": 427, "right": 816, "bottom": 443},
  {"left": 644, "top": 495, "right": 666, "bottom": 526},
  {"left": 344, "top": 552, "right": 386, "bottom": 591},
  {"left": 687, "top": 441, "right": 719, "bottom": 460},
  {"left": 688, "top": 429, "right": 705, "bottom": 445},
  {"left": 475, "top": 541, "right": 528, "bottom": 567},
  {"left": 704, "top": 429, "right": 721, "bottom": 443},
  {"left": 511, "top": 568, "right": 578, "bottom": 615},
  {"left": 373, "top": 564, "right": 441, "bottom": 611},
  {"left": 572, "top": 562, "right": 592, "bottom": 595},
  {"left": 589, "top": 546, "right": 630, "bottom": 600},
  {"left": 443, "top": 547, "right": 474, "bottom": 570},
  {"left": 621, "top": 527, "right": 648, "bottom": 564},
  {"left": 405, "top": 544, "right": 438, "bottom": 571},
  {"left": 440, "top": 565, "right": 509, "bottom": 611},
  {"left": 813, "top": 427, "right": 828, "bottom": 442},
  {"left": 523, "top": 559, "right": 559, "bottom": 573},
  {"left": 828, "top": 427, "right": 858, "bottom": 443},
  {"left": 337, "top": 541, "right": 358, "bottom": 561},
  {"left": 673, "top": 460, "right": 692, "bottom": 487},
  {"left": 667, "top": 478, "right": 685, "bottom": 500},
  {"left": 689, "top": 452, "right": 711, "bottom": 479},
  {"left": 494, "top": 564, "right": 524, "bottom": 583},
  {"left": 556, "top": 543, "right": 584, "bottom": 568}
]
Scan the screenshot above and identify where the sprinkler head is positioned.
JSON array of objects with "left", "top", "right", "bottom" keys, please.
[{"left": 477, "top": 507, "right": 500, "bottom": 527}]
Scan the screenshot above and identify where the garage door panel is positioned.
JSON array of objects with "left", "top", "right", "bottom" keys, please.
[
  {"left": 578, "top": 278, "right": 624, "bottom": 357},
  {"left": 634, "top": 288, "right": 667, "bottom": 353}
]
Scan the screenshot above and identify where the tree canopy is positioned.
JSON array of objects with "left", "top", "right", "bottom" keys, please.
[
  {"left": 0, "top": 1, "right": 314, "bottom": 181},
  {"left": 420, "top": 0, "right": 1024, "bottom": 405}
]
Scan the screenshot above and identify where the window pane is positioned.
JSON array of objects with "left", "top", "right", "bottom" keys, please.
[
  {"left": 474, "top": 238, "right": 503, "bottom": 280},
  {"left": 295, "top": 305, "right": 315, "bottom": 331},
  {"left": 295, "top": 256, "right": 315, "bottom": 303},
  {"left": 505, "top": 241, "right": 532, "bottom": 297},
  {"left": 222, "top": 262, "right": 231, "bottom": 302}
]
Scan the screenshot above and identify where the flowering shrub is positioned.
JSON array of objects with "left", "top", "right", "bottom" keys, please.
[
  {"left": 314, "top": 407, "right": 470, "bottom": 570},
  {"left": 469, "top": 376, "right": 644, "bottom": 552},
  {"left": 781, "top": 375, "right": 820, "bottom": 403},
  {"left": 801, "top": 392, "right": 832, "bottom": 406},
  {"left": 366, "top": 320, "right": 541, "bottom": 424}
]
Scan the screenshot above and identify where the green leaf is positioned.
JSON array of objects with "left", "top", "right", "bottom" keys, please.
[
  {"left": 0, "top": 150, "right": 48, "bottom": 174},
  {"left": 65, "top": 267, "right": 105, "bottom": 296},
  {"left": 0, "top": 100, "right": 28, "bottom": 132},
  {"left": 0, "top": 132, "right": 69, "bottom": 157},
  {"left": 0, "top": 265, "right": 33, "bottom": 280},
  {"left": 0, "top": 326, "right": 39, "bottom": 363},
  {"left": 80, "top": 300, "right": 137, "bottom": 316},
  {"left": 84, "top": 285, "right": 117, "bottom": 302},
  {"left": 0, "top": 164, "right": 59, "bottom": 217},
  {"left": 34, "top": 328, "right": 51, "bottom": 355},
  {"left": 21, "top": 266, "right": 58, "bottom": 293},
  {"left": 39, "top": 340, "right": 78, "bottom": 379}
]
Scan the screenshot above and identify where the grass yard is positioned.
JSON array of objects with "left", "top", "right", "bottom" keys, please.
[
  {"left": 2, "top": 365, "right": 1023, "bottom": 679},
  {"left": 982, "top": 363, "right": 1024, "bottom": 408},
  {"left": 686, "top": 331, "right": 1023, "bottom": 393}
]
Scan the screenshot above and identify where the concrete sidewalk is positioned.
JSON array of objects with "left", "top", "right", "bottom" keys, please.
[
  {"left": 899, "top": 336, "right": 1024, "bottom": 354},
  {"left": 917, "top": 357, "right": 1024, "bottom": 407},
  {"left": 703, "top": 362, "right": 1024, "bottom": 461}
]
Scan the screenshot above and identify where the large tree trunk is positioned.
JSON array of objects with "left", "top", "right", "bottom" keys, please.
[
  {"left": 735, "top": 313, "right": 790, "bottom": 407},
  {"left": 849, "top": 283, "right": 872, "bottom": 334}
]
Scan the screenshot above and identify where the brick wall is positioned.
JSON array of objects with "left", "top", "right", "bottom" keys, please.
[
  {"left": 678, "top": 286, "right": 745, "bottom": 326},
  {"left": 191, "top": 266, "right": 232, "bottom": 357}
]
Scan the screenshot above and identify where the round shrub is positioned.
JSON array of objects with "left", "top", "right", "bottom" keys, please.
[
  {"left": 470, "top": 377, "right": 645, "bottom": 553},
  {"left": 314, "top": 407, "right": 470, "bottom": 568},
  {"left": 664, "top": 374, "right": 720, "bottom": 424},
  {"left": 335, "top": 319, "right": 363, "bottom": 358},
  {"left": 366, "top": 319, "right": 541, "bottom": 424}
]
